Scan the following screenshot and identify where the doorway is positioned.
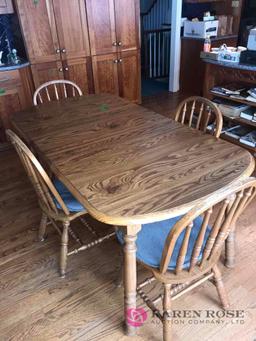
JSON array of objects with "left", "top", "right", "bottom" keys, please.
[{"left": 140, "top": 0, "right": 171, "bottom": 97}]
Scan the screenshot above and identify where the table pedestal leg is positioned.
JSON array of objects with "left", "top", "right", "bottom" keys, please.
[{"left": 123, "top": 225, "right": 141, "bottom": 336}]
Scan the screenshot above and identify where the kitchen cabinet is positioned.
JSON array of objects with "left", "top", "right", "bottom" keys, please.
[
  {"left": 86, "top": 0, "right": 140, "bottom": 56},
  {"left": 0, "top": 65, "right": 34, "bottom": 142},
  {"left": 52, "top": 0, "right": 90, "bottom": 61},
  {"left": 92, "top": 50, "right": 141, "bottom": 103},
  {"left": 87, "top": 0, "right": 141, "bottom": 102},
  {"left": 16, "top": 0, "right": 90, "bottom": 64},
  {"left": 92, "top": 54, "right": 119, "bottom": 96},
  {"left": 86, "top": 0, "right": 117, "bottom": 56},
  {"left": 15, "top": 0, "right": 141, "bottom": 103},
  {"left": 0, "top": 0, "right": 14, "bottom": 14},
  {"left": 15, "top": 0, "right": 92, "bottom": 93},
  {"left": 15, "top": 0, "right": 59, "bottom": 64}
]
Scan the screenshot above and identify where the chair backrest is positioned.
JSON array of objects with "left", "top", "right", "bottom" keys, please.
[
  {"left": 33, "top": 80, "right": 83, "bottom": 106},
  {"left": 160, "top": 177, "right": 256, "bottom": 275},
  {"left": 6, "top": 129, "right": 71, "bottom": 216},
  {"left": 175, "top": 96, "right": 223, "bottom": 138}
]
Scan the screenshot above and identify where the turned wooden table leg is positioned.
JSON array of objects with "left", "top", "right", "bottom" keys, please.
[
  {"left": 225, "top": 227, "right": 236, "bottom": 269},
  {"left": 123, "top": 224, "right": 141, "bottom": 336}
]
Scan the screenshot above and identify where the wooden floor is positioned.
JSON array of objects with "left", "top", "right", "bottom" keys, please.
[
  {"left": 142, "top": 91, "right": 194, "bottom": 119},
  {"left": 0, "top": 93, "right": 256, "bottom": 340}
]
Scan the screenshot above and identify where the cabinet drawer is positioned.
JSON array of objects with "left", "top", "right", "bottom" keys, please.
[{"left": 0, "top": 70, "right": 21, "bottom": 90}]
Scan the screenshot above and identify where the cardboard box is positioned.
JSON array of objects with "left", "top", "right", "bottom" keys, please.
[
  {"left": 200, "top": 51, "right": 219, "bottom": 60},
  {"left": 184, "top": 20, "right": 219, "bottom": 39}
]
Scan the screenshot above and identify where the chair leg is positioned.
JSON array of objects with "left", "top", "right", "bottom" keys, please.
[
  {"left": 37, "top": 213, "right": 48, "bottom": 242},
  {"left": 60, "top": 221, "right": 69, "bottom": 278},
  {"left": 225, "top": 229, "right": 236, "bottom": 269},
  {"left": 163, "top": 283, "right": 172, "bottom": 341},
  {"left": 212, "top": 265, "right": 230, "bottom": 309}
]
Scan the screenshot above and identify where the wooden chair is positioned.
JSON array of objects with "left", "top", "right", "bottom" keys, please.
[
  {"left": 33, "top": 80, "right": 83, "bottom": 106},
  {"left": 175, "top": 96, "right": 223, "bottom": 138},
  {"left": 116, "top": 177, "right": 256, "bottom": 341},
  {"left": 7, "top": 129, "right": 115, "bottom": 277}
]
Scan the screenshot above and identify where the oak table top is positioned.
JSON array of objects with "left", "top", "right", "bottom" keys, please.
[{"left": 11, "top": 94, "right": 255, "bottom": 226}]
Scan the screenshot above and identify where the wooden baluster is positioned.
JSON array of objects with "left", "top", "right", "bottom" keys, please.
[
  {"left": 196, "top": 102, "right": 204, "bottom": 130},
  {"left": 176, "top": 223, "right": 193, "bottom": 274},
  {"left": 54, "top": 84, "right": 59, "bottom": 101},
  {"left": 72, "top": 86, "right": 76, "bottom": 97},
  {"left": 201, "top": 199, "right": 229, "bottom": 266},
  {"left": 45, "top": 86, "right": 51, "bottom": 102},
  {"left": 190, "top": 208, "right": 212, "bottom": 271},
  {"left": 188, "top": 100, "right": 196, "bottom": 127}
]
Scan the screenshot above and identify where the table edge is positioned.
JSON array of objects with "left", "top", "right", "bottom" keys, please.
[{"left": 63, "top": 154, "right": 255, "bottom": 226}]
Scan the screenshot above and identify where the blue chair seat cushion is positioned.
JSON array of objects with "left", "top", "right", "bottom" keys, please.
[
  {"left": 116, "top": 216, "right": 211, "bottom": 271},
  {"left": 53, "top": 179, "right": 86, "bottom": 213}
]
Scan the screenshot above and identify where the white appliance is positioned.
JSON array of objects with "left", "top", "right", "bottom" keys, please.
[
  {"left": 184, "top": 20, "right": 219, "bottom": 39},
  {"left": 247, "top": 28, "right": 256, "bottom": 51}
]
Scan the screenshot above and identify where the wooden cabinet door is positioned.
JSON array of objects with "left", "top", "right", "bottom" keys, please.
[
  {"left": 31, "top": 61, "right": 66, "bottom": 103},
  {"left": 15, "top": 0, "right": 59, "bottom": 64},
  {"left": 31, "top": 61, "right": 63, "bottom": 89},
  {"left": 63, "top": 57, "right": 94, "bottom": 95},
  {"left": 92, "top": 54, "right": 119, "bottom": 95},
  {"left": 118, "top": 50, "right": 141, "bottom": 103},
  {"left": 86, "top": 0, "right": 117, "bottom": 56},
  {"left": 0, "top": 0, "right": 14, "bottom": 14},
  {"left": 52, "top": 0, "right": 90, "bottom": 61},
  {"left": 114, "top": 0, "right": 140, "bottom": 52}
]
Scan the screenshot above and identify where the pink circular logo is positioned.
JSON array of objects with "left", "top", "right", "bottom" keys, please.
[{"left": 126, "top": 308, "right": 148, "bottom": 327}]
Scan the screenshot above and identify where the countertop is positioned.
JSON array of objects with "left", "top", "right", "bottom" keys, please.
[
  {"left": 0, "top": 61, "right": 30, "bottom": 72},
  {"left": 202, "top": 58, "right": 256, "bottom": 72},
  {"left": 182, "top": 35, "right": 238, "bottom": 42}
]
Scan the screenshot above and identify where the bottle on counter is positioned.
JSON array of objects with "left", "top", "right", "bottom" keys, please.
[{"left": 204, "top": 35, "right": 211, "bottom": 53}]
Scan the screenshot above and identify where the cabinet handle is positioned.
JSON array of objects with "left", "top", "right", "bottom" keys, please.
[
  {"left": 118, "top": 59, "right": 123, "bottom": 63},
  {"left": 56, "top": 48, "right": 61, "bottom": 54},
  {"left": 61, "top": 48, "right": 66, "bottom": 53},
  {"left": 113, "top": 59, "right": 118, "bottom": 63},
  {"left": 64, "top": 67, "right": 69, "bottom": 71},
  {"left": 118, "top": 42, "right": 122, "bottom": 46},
  {"left": 112, "top": 42, "right": 117, "bottom": 46},
  {"left": 59, "top": 67, "right": 63, "bottom": 72}
]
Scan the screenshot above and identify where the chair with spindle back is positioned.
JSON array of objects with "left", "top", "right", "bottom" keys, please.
[
  {"left": 7, "top": 129, "right": 115, "bottom": 278},
  {"left": 33, "top": 80, "right": 83, "bottom": 106},
  {"left": 175, "top": 96, "right": 223, "bottom": 138},
  {"left": 116, "top": 178, "right": 256, "bottom": 341}
]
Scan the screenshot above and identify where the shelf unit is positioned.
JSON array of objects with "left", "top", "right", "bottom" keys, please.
[{"left": 210, "top": 91, "right": 256, "bottom": 155}]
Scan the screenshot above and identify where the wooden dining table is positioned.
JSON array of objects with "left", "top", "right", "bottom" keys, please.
[{"left": 11, "top": 93, "right": 254, "bottom": 336}]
